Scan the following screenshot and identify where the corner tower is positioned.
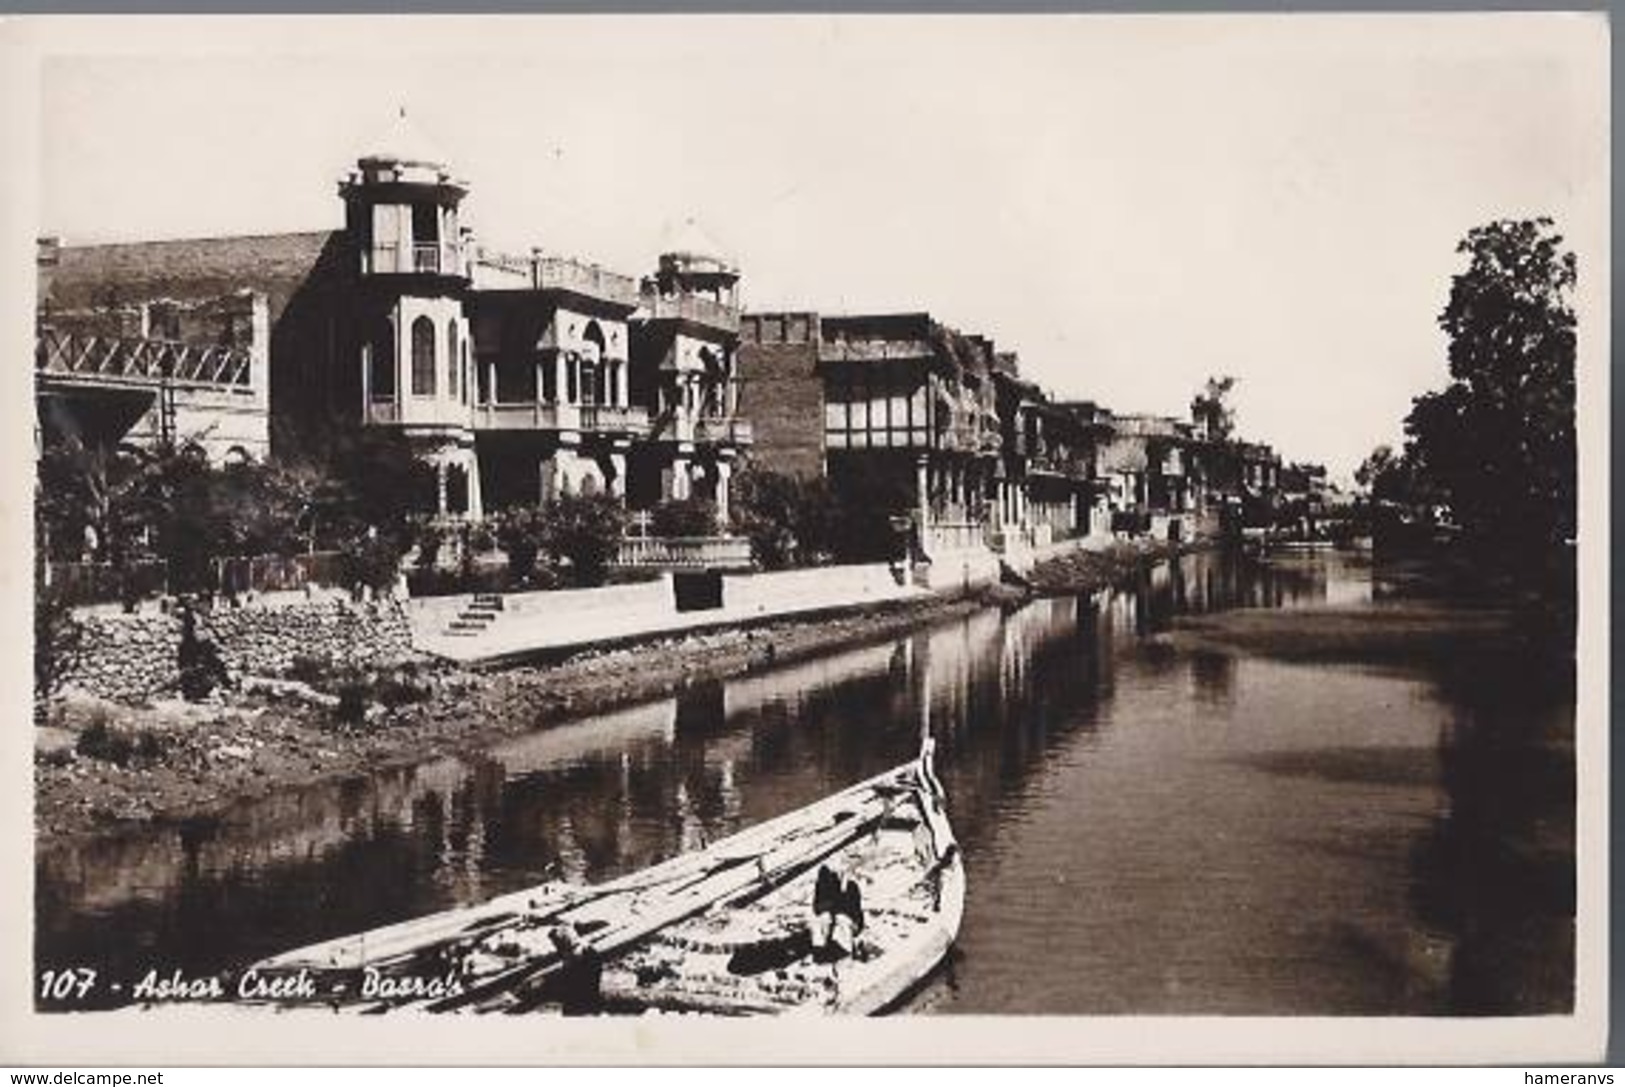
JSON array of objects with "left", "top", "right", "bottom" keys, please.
[{"left": 340, "top": 109, "right": 481, "bottom": 519}]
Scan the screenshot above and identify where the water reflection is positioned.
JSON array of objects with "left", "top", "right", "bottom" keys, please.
[{"left": 37, "top": 550, "right": 1570, "bottom": 1015}]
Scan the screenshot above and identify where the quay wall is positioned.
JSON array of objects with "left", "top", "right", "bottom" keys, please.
[{"left": 51, "top": 595, "right": 413, "bottom": 703}]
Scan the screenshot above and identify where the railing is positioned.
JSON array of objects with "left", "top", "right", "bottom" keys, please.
[
  {"left": 44, "top": 552, "right": 344, "bottom": 606},
  {"left": 475, "top": 402, "right": 563, "bottom": 430},
  {"left": 535, "top": 257, "right": 641, "bottom": 307},
  {"left": 37, "top": 328, "right": 253, "bottom": 389},
  {"left": 644, "top": 293, "right": 741, "bottom": 333},
  {"left": 921, "top": 521, "right": 989, "bottom": 555},
  {"left": 818, "top": 340, "right": 936, "bottom": 363},
  {"left": 578, "top": 404, "right": 651, "bottom": 435},
  {"left": 613, "top": 536, "right": 754, "bottom": 570},
  {"left": 412, "top": 244, "right": 442, "bottom": 274},
  {"left": 694, "top": 416, "right": 753, "bottom": 445},
  {"left": 471, "top": 402, "right": 651, "bottom": 434}
]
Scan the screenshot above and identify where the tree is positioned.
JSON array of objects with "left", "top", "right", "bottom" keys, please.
[
  {"left": 507, "top": 497, "right": 627, "bottom": 588},
  {"left": 1190, "top": 376, "right": 1238, "bottom": 443},
  {"left": 1406, "top": 218, "right": 1577, "bottom": 565},
  {"left": 731, "top": 467, "right": 841, "bottom": 569}
]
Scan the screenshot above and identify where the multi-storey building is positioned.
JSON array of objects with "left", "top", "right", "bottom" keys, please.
[
  {"left": 738, "top": 310, "right": 1004, "bottom": 554},
  {"left": 33, "top": 112, "right": 751, "bottom": 525}
]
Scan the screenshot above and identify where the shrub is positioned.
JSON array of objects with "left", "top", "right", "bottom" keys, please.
[
  {"left": 414, "top": 525, "right": 446, "bottom": 570},
  {"left": 77, "top": 719, "right": 169, "bottom": 767},
  {"left": 650, "top": 498, "right": 719, "bottom": 538},
  {"left": 339, "top": 531, "right": 407, "bottom": 594},
  {"left": 731, "top": 468, "right": 842, "bottom": 569}
]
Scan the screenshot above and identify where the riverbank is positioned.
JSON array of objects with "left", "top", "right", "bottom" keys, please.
[
  {"left": 35, "top": 537, "right": 1206, "bottom": 844},
  {"left": 33, "top": 584, "right": 1017, "bottom": 844}
]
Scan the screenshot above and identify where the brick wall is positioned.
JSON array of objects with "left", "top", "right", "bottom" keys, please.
[{"left": 737, "top": 312, "right": 826, "bottom": 479}]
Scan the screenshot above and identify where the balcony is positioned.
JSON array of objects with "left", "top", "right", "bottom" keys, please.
[
  {"left": 412, "top": 244, "right": 442, "bottom": 274},
  {"left": 644, "top": 293, "right": 741, "bottom": 334},
  {"left": 818, "top": 339, "right": 936, "bottom": 364},
  {"left": 535, "top": 257, "right": 641, "bottom": 308},
  {"left": 363, "top": 242, "right": 467, "bottom": 278},
  {"left": 36, "top": 328, "right": 253, "bottom": 391},
  {"left": 473, "top": 401, "right": 651, "bottom": 435},
  {"left": 475, "top": 402, "right": 562, "bottom": 431},
  {"left": 578, "top": 404, "right": 651, "bottom": 436}
]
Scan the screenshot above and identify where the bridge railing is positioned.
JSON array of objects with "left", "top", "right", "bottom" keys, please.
[{"left": 37, "top": 328, "right": 253, "bottom": 389}]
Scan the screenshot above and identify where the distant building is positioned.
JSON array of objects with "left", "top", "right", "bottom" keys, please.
[{"left": 34, "top": 111, "right": 751, "bottom": 524}]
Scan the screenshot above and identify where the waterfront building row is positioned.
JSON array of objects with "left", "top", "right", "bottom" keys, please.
[{"left": 34, "top": 111, "right": 1316, "bottom": 556}]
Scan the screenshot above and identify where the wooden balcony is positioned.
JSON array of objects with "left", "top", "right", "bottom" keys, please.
[{"left": 818, "top": 340, "right": 936, "bottom": 363}]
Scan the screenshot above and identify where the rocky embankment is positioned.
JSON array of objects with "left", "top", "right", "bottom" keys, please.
[
  {"left": 1022, "top": 538, "right": 1194, "bottom": 595},
  {"left": 36, "top": 585, "right": 1028, "bottom": 843},
  {"left": 37, "top": 540, "right": 1197, "bottom": 844}
]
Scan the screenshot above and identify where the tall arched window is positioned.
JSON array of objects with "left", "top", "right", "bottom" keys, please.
[
  {"left": 370, "top": 319, "right": 395, "bottom": 401},
  {"left": 462, "top": 341, "right": 471, "bottom": 406},
  {"left": 411, "top": 316, "right": 436, "bottom": 397},
  {"left": 446, "top": 322, "right": 459, "bottom": 401}
]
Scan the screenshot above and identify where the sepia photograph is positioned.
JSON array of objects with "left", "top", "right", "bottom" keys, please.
[{"left": 2, "top": 12, "right": 1609, "bottom": 1065}]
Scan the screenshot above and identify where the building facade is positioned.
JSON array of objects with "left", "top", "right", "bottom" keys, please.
[{"left": 33, "top": 113, "right": 751, "bottom": 526}]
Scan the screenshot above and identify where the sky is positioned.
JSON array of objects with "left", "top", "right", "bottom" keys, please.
[{"left": 29, "top": 15, "right": 1609, "bottom": 481}]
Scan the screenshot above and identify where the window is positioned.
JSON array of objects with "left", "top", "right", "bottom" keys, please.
[
  {"left": 447, "top": 322, "right": 459, "bottom": 401},
  {"left": 411, "top": 316, "right": 436, "bottom": 397},
  {"left": 462, "top": 341, "right": 471, "bottom": 405},
  {"left": 370, "top": 320, "right": 395, "bottom": 400}
]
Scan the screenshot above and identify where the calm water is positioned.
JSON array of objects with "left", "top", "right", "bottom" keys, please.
[{"left": 36, "top": 550, "right": 1574, "bottom": 1014}]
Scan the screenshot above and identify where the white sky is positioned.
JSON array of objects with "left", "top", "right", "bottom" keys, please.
[{"left": 29, "top": 15, "right": 1609, "bottom": 480}]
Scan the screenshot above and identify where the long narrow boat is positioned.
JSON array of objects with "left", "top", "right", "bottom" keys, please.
[{"left": 238, "top": 740, "right": 963, "bottom": 1015}]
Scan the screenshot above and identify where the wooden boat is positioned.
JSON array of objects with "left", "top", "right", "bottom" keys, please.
[{"left": 239, "top": 739, "right": 963, "bottom": 1016}]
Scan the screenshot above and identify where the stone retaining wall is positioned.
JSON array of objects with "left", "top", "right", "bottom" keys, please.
[{"left": 49, "top": 597, "right": 413, "bottom": 703}]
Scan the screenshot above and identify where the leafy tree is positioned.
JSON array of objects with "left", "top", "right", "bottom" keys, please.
[
  {"left": 731, "top": 468, "right": 841, "bottom": 569},
  {"left": 1406, "top": 217, "right": 1577, "bottom": 565},
  {"left": 499, "top": 496, "right": 628, "bottom": 588},
  {"left": 1190, "top": 376, "right": 1238, "bottom": 443},
  {"left": 535, "top": 494, "right": 627, "bottom": 587}
]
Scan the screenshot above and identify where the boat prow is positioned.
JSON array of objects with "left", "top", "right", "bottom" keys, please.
[{"left": 240, "top": 744, "right": 963, "bottom": 1016}]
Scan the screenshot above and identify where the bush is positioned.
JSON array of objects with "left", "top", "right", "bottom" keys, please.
[
  {"left": 501, "top": 496, "right": 627, "bottom": 589},
  {"left": 650, "top": 498, "right": 719, "bottom": 538},
  {"left": 339, "top": 531, "right": 407, "bottom": 594},
  {"left": 77, "top": 719, "right": 168, "bottom": 767},
  {"left": 414, "top": 525, "right": 446, "bottom": 570},
  {"left": 731, "top": 468, "right": 842, "bottom": 569}
]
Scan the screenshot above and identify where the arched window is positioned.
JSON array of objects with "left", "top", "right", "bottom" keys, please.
[
  {"left": 370, "top": 319, "right": 395, "bottom": 401},
  {"left": 411, "top": 316, "right": 436, "bottom": 397},
  {"left": 447, "top": 322, "right": 459, "bottom": 401},
  {"left": 462, "top": 340, "right": 471, "bottom": 406}
]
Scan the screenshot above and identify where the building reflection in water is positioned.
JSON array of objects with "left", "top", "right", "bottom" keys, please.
[{"left": 37, "top": 551, "right": 1414, "bottom": 1009}]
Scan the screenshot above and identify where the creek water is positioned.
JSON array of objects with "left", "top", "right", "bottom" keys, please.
[{"left": 36, "top": 549, "right": 1574, "bottom": 1014}]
